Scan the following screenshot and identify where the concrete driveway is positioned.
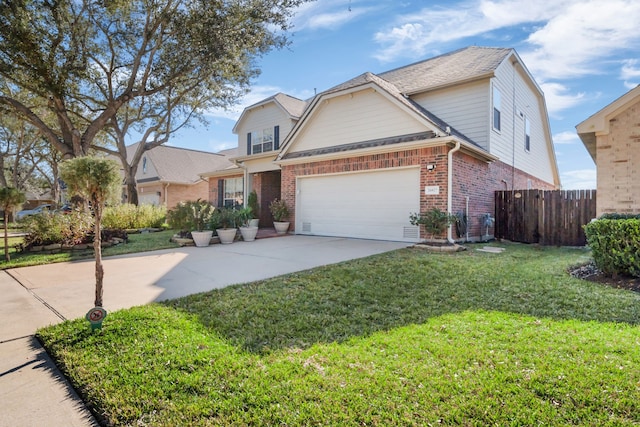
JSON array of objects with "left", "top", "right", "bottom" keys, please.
[{"left": 0, "top": 235, "right": 408, "bottom": 427}]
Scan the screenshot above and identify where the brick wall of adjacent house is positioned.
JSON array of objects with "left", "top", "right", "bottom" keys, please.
[
  {"left": 167, "top": 182, "right": 209, "bottom": 209},
  {"left": 281, "top": 145, "right": 555, "bottom": 241},
  {"left": 595, "top": 99, "right": 640, "bottom": 216},
  {"left": 138, "top": 181, "right": 210, "bottom": 210}
]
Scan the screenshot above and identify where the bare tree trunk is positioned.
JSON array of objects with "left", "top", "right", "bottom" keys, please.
[
  {"left": 127, "top": 181, "right": 139, "bottom": 205},
  {"left": 94, "top": 209, "right": 104, "bottom": 307},
  {"left": 3, "top": 220, "right": 9, "bottom": 262}
]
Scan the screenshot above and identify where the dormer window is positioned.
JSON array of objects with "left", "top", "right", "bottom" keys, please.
[{"left": 247, "top": 126, "right": 280, "bottom": 155}]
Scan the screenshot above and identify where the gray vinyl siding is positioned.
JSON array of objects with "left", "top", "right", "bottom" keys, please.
[
  {"left": 490, "top": 61, "right": 554, "bottom": 184},
  {"left": 410, "top": 80, "right": 490, "bottom": 151}
]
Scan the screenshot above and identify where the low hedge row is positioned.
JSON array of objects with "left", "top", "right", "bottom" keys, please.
[
  {"left": 584, "top": 218, "right": 640, "bottom": 277},
  {"left": 21, "top": 204, "right": 165, "bottom": 248}
]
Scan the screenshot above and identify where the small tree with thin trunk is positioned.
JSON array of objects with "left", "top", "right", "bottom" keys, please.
[
  {"left": 0, "top": 187, "right": 25, "bottom": 261},
  {"left": 59, "top": 157, "right": 120, "bottom": 307}
]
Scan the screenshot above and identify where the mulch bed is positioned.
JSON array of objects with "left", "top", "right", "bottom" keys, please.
[{"left": 569, "top": 262, "right": 640, "bottom": 293}]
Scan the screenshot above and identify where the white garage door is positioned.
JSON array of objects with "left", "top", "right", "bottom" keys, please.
[
  {"left": 296, "top": 167, "right": 420, "bottom": 242},
  {"left": 138, "top": 193, "right": 160, "bottom": 206}
]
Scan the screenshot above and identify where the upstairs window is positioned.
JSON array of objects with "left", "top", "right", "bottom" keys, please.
[
  {"left": 524, "top": 117, "right": 531, "bottom": 152},
  {"left": 492, "top": 86, "right": 502, "bottom": 132},
  {"left": 247, "top": 126, "right": 279, "bottom": 155}
]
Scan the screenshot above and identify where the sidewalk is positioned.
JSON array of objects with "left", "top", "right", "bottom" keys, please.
[
  {"left": 0, "top": 235, "right": 408, "bottom": 426},
  {"left": 0, "top": 270, "right": 98, "bottom": 427}
]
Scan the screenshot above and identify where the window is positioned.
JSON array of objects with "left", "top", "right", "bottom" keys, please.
[
  {"left": 524, "top": 117, "right": 531, "bottom": 152},
  {"left": 223, "top": 177, "right": 244, "bottom": 208},
  {"left": 492, "top": 86, "right": 501, "bottom": 132},
  {"left": 251, "top": 128, "right": 274, "bottom": 154},
  {"left": 142, "top": 157, "right": 147, "bottom": 174},
  {"left": 247, "top": 126, "right": 279, "bottom": 155}
]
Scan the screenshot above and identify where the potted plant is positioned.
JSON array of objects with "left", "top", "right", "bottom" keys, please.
[
  {"left": 247, "top": 190, "right": 260, "bottom": 228},
  {"left": 238, "top": 207, "right": 259, "bottom": 242},
  {"left": 269, "top": 198, "right": 290, "bottom": 235},
  {"left": 212, "top": 207, "right": 239, "bottom": 244},
  {"left": 168, "top": 199, "right": 215, "bottom": 247}
]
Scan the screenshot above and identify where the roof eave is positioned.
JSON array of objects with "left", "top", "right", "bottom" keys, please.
[{"left": 275, "top": 136, "right": 496, "bottom": 166}]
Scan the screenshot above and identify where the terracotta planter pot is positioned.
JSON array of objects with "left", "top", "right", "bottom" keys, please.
[
  {"left": 216, "top": 228, "right": 237, "bottom": 244},
  {"left": 191, "top": 230, "right": 214, "bottom": 247},
  {"left": 239, "top": 226, "right": 258, "bottom": 242}
]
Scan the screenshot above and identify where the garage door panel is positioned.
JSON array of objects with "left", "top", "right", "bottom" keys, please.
[{"left": 296, "top": 168, "right": 420, "bottom": 242}]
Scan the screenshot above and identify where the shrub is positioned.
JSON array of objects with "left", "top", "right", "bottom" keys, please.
[
  {"left": 167, "top": 199, "right": 214, "bottom": 232},
  {"left": 211, "top": 207, "right": 240, "bottom": 229},
  {"left": 409, "top": 207, "right": 457, "bottom": 239},
  {"left": 584, "top": 218, "right": 640, "bottom": 277},
  {"left": 247, "top": 190, "right": 259, "bottom": 219},
  {"left": 103, "top": 204, "right": 167, "bottom": 229},
  {"left": 23, "top": 211, "right": 94, "bottom": 247},
  {"left": 269, "top": 198, "right": 289, "bottom": 221}
]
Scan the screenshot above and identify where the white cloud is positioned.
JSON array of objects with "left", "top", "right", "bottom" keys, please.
[
  {"left": 621, "top": 59, "right": 640, "bottom": 89},
  {"left": 373, "top": 0, "right": 640, "bottom": 83},
  {"left": 539, "top": 82, "right": 584, "bottom": 116},
  {"left": 522, "top": 0, "right": 640, "bottom": 80},
  {"left": 293, "top": 1, "right": 376, "bottom": 31},
  {"left": 372, "top": 1, "right": 572, "bottom": 63},
  {"left": 553, "top": 131, "right": 580, "bottom": 145},
  {"left": 205, "top": 85, "right": 314, "bottom": 121},
  {"left": 560, "top": 169, "right": 596, "bottom": 190}
]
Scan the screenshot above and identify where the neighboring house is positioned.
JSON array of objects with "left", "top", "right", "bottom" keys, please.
[
  {"left": 127, "top": 144, "right": 234, "bottom": 209},
  {"left": 576, "top": 85, "right": 640, "bottom": 216},
  {"left": 205, "top": 46, "right": 560, "bottom": 242}
]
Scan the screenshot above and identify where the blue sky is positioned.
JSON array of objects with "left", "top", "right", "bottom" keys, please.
[{"left": 169, "top": 0, "right": 640, "bottom": 190}]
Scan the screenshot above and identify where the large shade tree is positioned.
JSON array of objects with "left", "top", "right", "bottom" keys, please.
[{"left": 0, "top": 0, "right": 306, "bottom": 160}]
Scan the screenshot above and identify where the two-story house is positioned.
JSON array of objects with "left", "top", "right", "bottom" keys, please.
[{"left": 205, "top": 46, "right": 560, "bottom": 242}]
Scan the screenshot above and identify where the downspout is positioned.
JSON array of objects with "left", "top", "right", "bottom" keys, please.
[
  {"left": 164, "top": 183, "right": 170, "bottom": 208},
  {"left": 447, "top": 140, "right": 461, "bottom": 243}
]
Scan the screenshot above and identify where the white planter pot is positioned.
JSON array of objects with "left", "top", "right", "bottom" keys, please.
[
  {"left": 240, "top": 226, "right": 259, "bottom": 242},
  {"left": 249, "top": 218, "right": 260, "bottom": 228},
  {"left": 216, "top": 228, "right": 237, "bottom": 244},
  {"left": 191, "top": 230, "right": 213, "bottom": 247},
  {"left": 273, "top": 221, "right": 290, "bottom": 235}
]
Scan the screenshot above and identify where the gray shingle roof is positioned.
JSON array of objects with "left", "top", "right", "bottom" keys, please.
[
  {"left": 130, "top": 144, "right": 234, "bottom": 184},
  {"left": 379, "top": 46, "right": 512, "bottom": 94},
  {"left": 273, "top": 93, "right": 308, "bottom": 118}
]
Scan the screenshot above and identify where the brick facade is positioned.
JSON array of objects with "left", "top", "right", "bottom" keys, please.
[
  {"left": 281, "top": 145, "right": 555, "bottom": 241},
  {"left": 595, "top": 99, "right": 640, "bottom": 216}
]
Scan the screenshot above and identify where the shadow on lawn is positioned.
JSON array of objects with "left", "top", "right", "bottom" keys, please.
[{"left": 163, "top": 245, "right": 640, "bottom": 354}]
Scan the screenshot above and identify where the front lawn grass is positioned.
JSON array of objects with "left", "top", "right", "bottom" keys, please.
[
  {"left": 0, "top": 229, "right": 178, "bottom": 269},
  {"left": 38, "top": 244, "right": 640, "bottom": 426}
]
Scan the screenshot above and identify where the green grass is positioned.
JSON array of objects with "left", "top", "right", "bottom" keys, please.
[
  {"left": 0, "top": 230, "right": 178, "bottom": 269},
  {"left": 37, "top": 244, "right": 640, "bottom": 426}
]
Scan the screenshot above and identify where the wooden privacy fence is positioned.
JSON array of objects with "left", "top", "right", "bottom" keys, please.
[{"left": 495, "top": 189, "right": 596, "bottom": 246}]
